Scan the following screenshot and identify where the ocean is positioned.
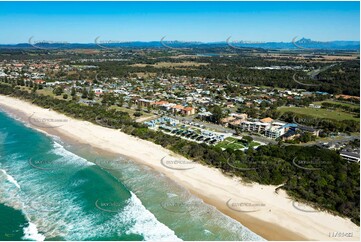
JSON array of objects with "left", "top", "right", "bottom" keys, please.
[{"left": 0, "top": 109, "right": 264, "bottom": 241}]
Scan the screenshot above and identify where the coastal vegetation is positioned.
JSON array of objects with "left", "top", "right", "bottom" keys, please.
[{"left": 1, "top": 83, "right": 359, "bottom": 225}]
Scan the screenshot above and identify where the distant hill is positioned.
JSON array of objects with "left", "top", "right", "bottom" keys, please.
[{"left": 0, "top": 38, "right": 359, "bottom": 50}]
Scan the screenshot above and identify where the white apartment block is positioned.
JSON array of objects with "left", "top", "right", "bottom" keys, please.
[
  {"left": 240, "top": 121, "right": 270, "bottom": 133},
  {"left": 265, "top": 126, "right": 286, "bottom": 139}
]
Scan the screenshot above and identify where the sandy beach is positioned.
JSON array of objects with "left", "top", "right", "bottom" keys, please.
[{"left": 0, "top": 95, "right": 359, "bottom": 241}]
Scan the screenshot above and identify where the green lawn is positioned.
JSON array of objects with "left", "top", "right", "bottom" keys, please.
[
  {"left": 216, "top": 137, "right": 260, "bottom": 150},
  {"left": 249, "top": 141, "right": 261, "bottom": 148},
  {"left": 278, "top": 106, "right": 359, "bottom": 121},
  {"left": 313, "top": 100, "right": 360, "bottom": 109},
  {"left": 216, "top": 137, "right": 245, "bottom": 150}
]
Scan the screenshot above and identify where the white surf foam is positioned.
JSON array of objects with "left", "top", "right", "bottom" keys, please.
[
  {"left": 52, "top": 141, "right": 95, "bottom": 167},
  {"left": 22, "top": 222, "right": 46, "bottom": 242},
  {"left": 123, "top": 192, "right": 181, "bottom": 241},
  {"left": 58, "top": 192, "right": 182, "bottom": 241},
  {"left": 0, "top": 169, "right": 21, "bottom": 189}
]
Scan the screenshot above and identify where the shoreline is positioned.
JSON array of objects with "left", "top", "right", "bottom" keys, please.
[{"left": 0, "top": 95, "right": 359, "bottom": 241}]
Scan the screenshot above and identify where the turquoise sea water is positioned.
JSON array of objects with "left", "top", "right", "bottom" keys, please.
[{"left": 0, "top": 109, "right": 264, "bottom": 241}]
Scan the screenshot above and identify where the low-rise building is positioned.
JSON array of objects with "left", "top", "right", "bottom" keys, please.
[
  {"left": 137, "top": 98, "right": 154, "bottom": 107},
  {"left": 297, "top": 125, "right": 320, "bottom": 137},
  {"left": 181, "top": 107, "right": 196, "bottom": 116},
  {"left": 340, "top": 151, "right": 360, "bottom": 163},
  {"left": 240, "top": 121, "right": 271, "bottom": 133}
]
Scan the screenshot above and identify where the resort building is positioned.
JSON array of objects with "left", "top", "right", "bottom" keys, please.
[
  {"left": 265, "top": 126, "right": 286, "bottom": 139},
  {"left": 240, "top": 121, "right": 271, "bottom": 133}
]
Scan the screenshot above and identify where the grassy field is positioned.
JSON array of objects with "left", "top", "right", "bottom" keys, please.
[
  {"left": 216, "top": 137, "right": 260, "bottom": 150},
  {"left": 20, "top": 86, "right": 70, "bottom": 101},
  {"left": 278, "top": 106, "right": 359, "bottom": 121},
  {"left": 216, "top": 138, "right": 245, "bottom": 150},
  {"left": 313, "top": 100, "right": 360, "bottom": 108}
]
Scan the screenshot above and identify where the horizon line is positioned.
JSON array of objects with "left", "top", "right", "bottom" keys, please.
[{"left": 1, "top": 38, "right": 360, "bottom": 45}]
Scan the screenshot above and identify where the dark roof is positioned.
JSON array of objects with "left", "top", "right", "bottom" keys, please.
[
  {"left": 282, "top": 130, "right": 297, "bottom": 138},
  {"left": 340, "top": 151, "right": 360, "bottom": 159},
  {"left": 298, "top": 125, "right": 317, "bottom": 132}
]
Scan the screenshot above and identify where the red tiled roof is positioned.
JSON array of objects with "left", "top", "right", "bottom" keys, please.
[
  {"left": 173, "top": 105, "right": 184, "bottom": 109},
  {"left": 183, "top": 107, "right": 194, "bottom": 111}
]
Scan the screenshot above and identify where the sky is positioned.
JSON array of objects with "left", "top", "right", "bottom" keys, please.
[{"left": 0, "top": 1, "right": 359, "bottom": 44}]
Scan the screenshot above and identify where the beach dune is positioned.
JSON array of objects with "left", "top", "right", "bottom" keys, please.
[{"left": 0, "top": 95, "right": 359, "bottom": 241}]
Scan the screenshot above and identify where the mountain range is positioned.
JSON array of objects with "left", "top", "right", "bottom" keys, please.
[{"left": 0, "top": 38, "right": 359, "bottom": 50}]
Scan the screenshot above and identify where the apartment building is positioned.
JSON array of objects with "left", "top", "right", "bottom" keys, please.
[
  {"left": 265, "top": 126, "right": 286, "bottom": 139},
  {"left": 240, "top": 121, "right": 270, "bottom": 133}
]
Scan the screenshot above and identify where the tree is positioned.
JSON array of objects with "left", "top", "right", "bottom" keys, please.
[
  {"left": 147, "top": 105, "right": 152, "bottom": 113},
  {"left": 71, "top": 87, "right": 76, "bottom": 96},
  {"left": 210, "top": 105, "right": 226, "bottom": 124},
  {"left": 32, "top": 84, "right": 38, "bottom": 93},
  {"left": 134, "top": 111, "right": 142, "bottom": 117},
  {"left": 88, "top": 90, "right": 95, "bottom": 100},
  {"left": 53, "top": 86, "right": 63, "bottom": 96},
  {"left": 128, "top": 100, "right": 133, "bottom": 109},
  {"left": 81, "top": 88, "right": 88, "bottom": 99},
  {"left": 241, "top": 136, "right": 253, "bottom": 146},
  {"left": 118, "top": 95, "right": 124, "bottom": 107},
  {"left": 72, "top": 95, "right": 79, "bottom": 102},
  {"left": 63, "top": 94, "right": 68, "bottom": 99}
]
